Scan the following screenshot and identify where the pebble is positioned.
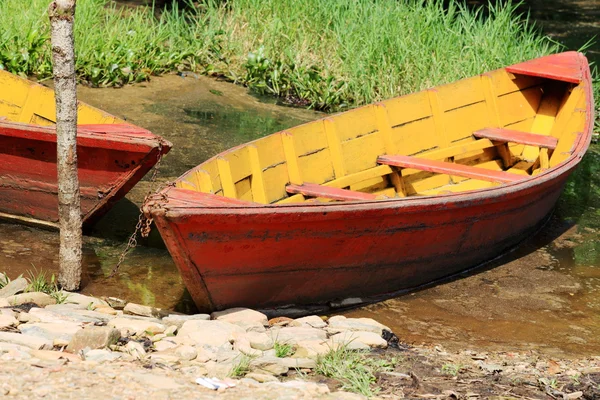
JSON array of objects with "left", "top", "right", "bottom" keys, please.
[
  {"left": 108, "top": 317, "right": 166, "bottom": 336},
  {"left": 66, "top": 326, "right": 121, "bottom": 353},
  {"left": 177, "top": 320, "right": 244, "bottom": 347},
  {"left": 124, "top": 302, "right": 166, "bottom": 318},
  {"left": 326, "top": 315, "right": 390, "bottom": 335},
  {"left": 6, "top": 292, "right": 56, "bottom": 307},
  {"left": 0, "top": 277, "right": 28, "bottom": 298},
  {"left": 212, "top": 307, "right": 268, "bottom": 326}
]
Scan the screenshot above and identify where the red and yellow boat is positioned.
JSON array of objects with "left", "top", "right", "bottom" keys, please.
[
  {"left": 145, "top": 52, "right": 594, "bottom": 313},
  {"left": 0, "top": 71, "right": 171, "bottom": 229}
]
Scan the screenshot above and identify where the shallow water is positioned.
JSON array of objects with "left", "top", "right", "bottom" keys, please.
[{"left": 2, "top": 0, "right": 599, "bottom": 356}]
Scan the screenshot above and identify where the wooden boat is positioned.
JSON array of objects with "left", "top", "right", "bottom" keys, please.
[
  {"left": 0, "top": 70, "right": 171, "bottom": 229},
  {"left": 144, "top": 52, "right": 594, "bottom": 314}
]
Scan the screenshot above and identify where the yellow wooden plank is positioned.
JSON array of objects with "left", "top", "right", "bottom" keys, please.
[
  {"left": 381, "top": 91, "right": 431, "bottom": 128},
  {"left": 196, "top": 170, "right": 214, "bottom": 193},
  {"left": 427, "top": 89, "right": 450, "bottom": 149},
  {"left": 276, "top": 193, "right": 305, "bottom": 204},
  {"left": 549, "top": 109, "right": 586, "bottom": 167},
  {"left": 481, "top": 73, "right": 501, "bottom": 127},
  {"left": 391, "top": 117, "right": 438, "bottom": 156},
  {"left": 217, "top": 157, "right": 237, "bottom": 198},
  {"left": 18, "top": 85, "right": 46, "bottom": 124},
  {"left": 328, "top": 105, "right": 377, "bottom": 142},
  {"left": 324, "top": 118, "right": 346, "bottom": 178},
  {"left": 235, "top": 177, "right": 253, "bottom": 201},
  {"left": 539, "top": 148, "right": 549, "bottom": 170},
  {"left": 436, "top": 76, "right": 485, "bottom": 112},
  {"left": 497, "top": 86, "right": 543, "bottom": 127},
  {"left": 550, "top": 86, "right": 584, "bottom": 139},
  {"left": 443, "top": 101, "right": 490, "bottom": 143},
  {"left": 323, "top": 165, "right": 393, "bottom": 189},
  {"left": 281, "top": 131, "right": 303, "bottom": 185},
  {"left": 375, "top": 103, "right": 396, "bottom": 154},
  {"left": 248, "top": 145, "right": 268, "bottom": 203},
  {"left": 263, "top": 163, "right": 290, "bottom": 203},
  {"left": 349, "top": 176, "right": 387, "bottom": 192},
  {"left": 521, "top": 88, "right": 562, "bottom": 161},
  {"left": 340, "top": 131, "right": 385, "bottom": 175}
]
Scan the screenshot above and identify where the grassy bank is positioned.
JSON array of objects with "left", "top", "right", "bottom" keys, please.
[{"left": 0, "top": 0, "right": 582, "bottom": 111}]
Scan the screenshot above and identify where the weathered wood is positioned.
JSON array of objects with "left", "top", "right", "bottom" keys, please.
[
  {"left": 287, "top": 183, "right": 378, "bottom": 201},
  {"left": 473, "top": 128, "right": 558, "bottom": 149},
  {"left": 50, "top": 0, "right": 81, "bottom": 290},
  {"left": 378, "top": 155, "right": 524, "bottom": 183}
]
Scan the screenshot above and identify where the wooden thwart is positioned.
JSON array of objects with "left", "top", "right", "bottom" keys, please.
[
  {"left": 287, "top": 183, "right": 379, "bottom": 201},
  {"left": 377, "top": 155, "right": 525, "bottom": 183},
  {"left": 473, "top": 128, "right": 558, "bottom": 149}
]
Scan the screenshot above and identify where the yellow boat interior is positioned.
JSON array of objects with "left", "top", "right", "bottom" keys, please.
[
  {"left": 175, "top": 66, "right": 588, "bottom": 205},
  {"left": 0, "top": 70, "right": 120, "bottom": 126}
]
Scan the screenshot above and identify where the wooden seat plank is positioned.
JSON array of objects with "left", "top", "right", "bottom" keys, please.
[
  {"left": 287, "top": 183, "right": 378, "bottom": 201},
  {"left": 473, "top": 128, "right": 558, "bottom": 149},
  {"left": 377, "top": 155, "right": 525, "bottom": 184}
]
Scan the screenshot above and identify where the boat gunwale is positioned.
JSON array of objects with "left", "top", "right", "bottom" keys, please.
[{"left": 156, "top": 52, "right": 594, "bottom": 217}]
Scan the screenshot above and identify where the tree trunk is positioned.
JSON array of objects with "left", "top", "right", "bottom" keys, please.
[{"left": 49, "top": 0, "right": 82, "bottom": 291}]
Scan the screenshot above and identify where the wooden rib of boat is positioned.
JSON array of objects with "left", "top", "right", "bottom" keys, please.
[
  {"left": 144, "top": 52, "right": 594, "bottom": 314},
  {"left": 0, "top": 70, "right": 171, "bottom": 229}
]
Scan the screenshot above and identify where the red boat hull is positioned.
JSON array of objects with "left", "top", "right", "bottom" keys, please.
[
  {"left": 0, "top": 122, "right": 171, "bottom": 228},
  {"left": 153, "top": 166, "right": 571, "bottom": 312}
]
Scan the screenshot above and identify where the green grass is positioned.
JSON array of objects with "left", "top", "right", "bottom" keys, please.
[
  {"left": 0, "top": 0, "right": 576, "bottom": 112},
  {"left": 273, "top": 341, "right": 295, "bottom": 358},
  {"left": 315, "top": 345, "right": 396, "bottom": 396},
  {"left": 24, "top": 268, "right": 68, "bottom": 303},
  {"left": 229, "top": 354, "right": 255, "bottom": 377}
]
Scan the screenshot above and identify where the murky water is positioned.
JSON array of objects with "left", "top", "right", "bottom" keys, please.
[{"left": 1, "top": 0, "right": 599, "bottom": 356}]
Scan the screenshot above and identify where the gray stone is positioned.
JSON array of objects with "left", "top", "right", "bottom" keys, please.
[
  {"left": 269, "top": 327, "right": 327, "bottom": 345},
  {"left": 153, "top": 339, "right": 178, "bottom": 352},
  {"left": 329, "top": 297, "right": 364, "bottom": 308},
  {"left": 0, "top": 298, "right": 9, "bottom": 308},
  {"left": 45, "top": 303, "right": 86, "bottom": 311},
  {"left": 83, "top": 349, "right": 122, "bottom": 362},
  {"left": 108, "top": 317, "right": 165, "bottom": 336},
  {"left": 277, "top": 357, "right": 317, "bottom": 369},
  {"left": 245, "top": 372, "right": 279, "bottom": 383},
  {"left": 124, "top": 302, "right": 167, "bottom": 318},
  {"left": 289, "top": 315, "right": 327, "bottom": 329},
  {"left": 164, "top": 325, "right": 177, "bottom": 336},
  {"left": 63, "top": 292, "right": 108, "bottom": 308},
  {"left": 0, "top": 314, "right": 18, "bottom": 329},
  {"left": 0, "top": 278, "right": 28, "bottom": 298},
  {"left": 0, "top": 332, "right": 52, "bottom": 349},
  {"left": 327, "top": 315, "right": 390, "bottom": 335},
  {"left": 212, "top": 308, "right": 268, "bottom": 326},
  {"left": 174, "top": 345, "right": 197, "bottom": 361},
  {"left": 250, "top": 356, "right": 289, "bottom": 375},
  {"left": 27, "top": 307, "right": 91, "bottom": 323},
  {"left": 161, "top": 314, "right": 210, "bottom": 331},
  {"left": 66, "top": 326, "right": 120, "bottom": 353},
  {"left": 17, "top": 312, "right": 40, "bottom": 323},
  {"left": 6, "top": 292, "right": 56, "bottom": 307},
  {"left": 327, "top": 331, "right": 381, "bottom": 350},
  {"left": 293, "top": 339, "right": 330, "bottom": 359},
  {"left": 125, "top": 340, "right": 146, "bottom": 359},
  {"left": 0, "top": 342, "right": 33, "bottom": 354},
  {"left": 246, "top": 331, "right": 273, "bottom": 351},
  {"left": 18, "top": 322, "right": 81, "bottom": 342},
  {"left": 177, "top": 320, "right": 244, "bottom": 347}
]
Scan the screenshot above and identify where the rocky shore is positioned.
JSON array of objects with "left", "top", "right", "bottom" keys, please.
[{"left": 0, "top": 275, "right": 599, "bottom": 399}]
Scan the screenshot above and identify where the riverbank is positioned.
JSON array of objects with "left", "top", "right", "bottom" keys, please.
[
  {"left": 0, "top": 283, "right": 598, "bottom": 399},
  {"left": 1, "top": 0, "right": 562, "bottom": 111}
]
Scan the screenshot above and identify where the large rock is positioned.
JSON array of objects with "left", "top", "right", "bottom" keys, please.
[
  {"left": 277, "top": 357, "right": 317, "bottom": 369},
  {"left": 246, "top": 331, "right": 273, "bottom": 351},
  {"left": 177, "top": 320, "right": 244, "bottom": 347},
  {"left": 108, "top": 317, "right": 165, "bottom": 336},
  {"left": 28, "top": 307, "right": 92, "bottom": 323},
  {"left": 292, "top": 339, "right": 330, "bottom": 359},
  {"left": 0, "top": 314, "right": 18, "bottom": 329},
  {"left": 0, "top": 298, "right": 9, "bottom": 307},
  {"left": 327, "top": 331, "right": 387, "bottom": 349},
  {"left": 327, "top": 316, "right": 390, "bottom": 335},
  {"left": 161, "top": 314, "right": 210, "bottom": 331},
  {"left": 211, "top": 308, "right": 268, "bottom": 327},
  {"left": 0, "top": 332, "right": 52, "bottom": 349},
  {"left": 83, "top": 349, "right": 122, "bottom": 362},
  {"left": 66, "top": 326, "right": 120, "bottom": 353},
  {"left": 268, "top": 327, "right": 327, "bottom": 345},
  {"left": 250, "top": 356, "right": 289, "bottom": 376},
  {"left": 0, "top": 278, "right": 28, "bottom": 298},
  {"left": 18, "top": 322, "right": 82, "bottom": 342},
  {"left": 124, "top": 303, "right": 167, "bottom": 318},
  {"left": 289, "top": 315, "right": 327, "bottom": 329},
  {"left": 6, "top": 292, "right": 56, "bottom": 307},
  {"left": 63, "top": 292, "right": 108, "bottom": 309}
]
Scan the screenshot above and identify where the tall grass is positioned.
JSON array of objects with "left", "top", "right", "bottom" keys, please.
[{"left": 0, "top": 0, "right": 576, "bottom": 111}]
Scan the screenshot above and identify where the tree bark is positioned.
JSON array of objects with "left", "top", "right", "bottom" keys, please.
[{"left": 49, "top": 0, "right": 82, "bottom": 291}]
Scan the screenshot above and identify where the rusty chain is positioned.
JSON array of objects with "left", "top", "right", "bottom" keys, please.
[{"left": 109, "top": 143, "right": 169, "bottom": 278}]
